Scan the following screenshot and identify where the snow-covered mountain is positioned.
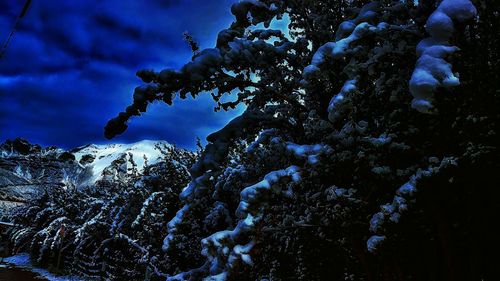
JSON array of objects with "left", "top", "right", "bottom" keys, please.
[
  {"left": 0, "top": 139, "right": 176, "bottom": 211},
  {"left": 71, "top": 140, "right": 172, "bottom": 183}
]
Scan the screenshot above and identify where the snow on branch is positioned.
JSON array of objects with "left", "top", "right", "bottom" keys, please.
[
  {"left": 199, "top": 166, "right": 301, "bottom": 280},
  {"left": 367, "top": 157, "right": 458, "bottom": 252},
  {"left": 409, "top": 0, "right": 477, "bottom": 113},
  {"left": 303, "top": 2, "right": 383, "bottom": 78}
]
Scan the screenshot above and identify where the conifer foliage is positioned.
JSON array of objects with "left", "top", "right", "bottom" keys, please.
[{"left": 105, "top": 0, "right": 498, "bottom": 280}]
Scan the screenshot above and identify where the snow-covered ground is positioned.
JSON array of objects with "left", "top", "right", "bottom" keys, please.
[{"left": 2, "top": 253, "right": 83, "bottom": 281}]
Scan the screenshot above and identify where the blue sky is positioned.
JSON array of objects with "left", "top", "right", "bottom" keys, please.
[{"left": 0, "top": 0, "right": 244, "bottom": 149}]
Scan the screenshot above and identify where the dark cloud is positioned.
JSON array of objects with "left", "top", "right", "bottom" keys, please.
[{"left": 0, "top": 0, "right": 240, "bottom": 149}]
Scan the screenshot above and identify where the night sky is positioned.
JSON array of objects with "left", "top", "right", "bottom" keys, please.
[{"left": 0, "top": 0, "right": 244, "bottom": 149}]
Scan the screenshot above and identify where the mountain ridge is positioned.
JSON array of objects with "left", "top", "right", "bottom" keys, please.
[{"left": 0, "top": 138, "right": 184, "bottom": 212}]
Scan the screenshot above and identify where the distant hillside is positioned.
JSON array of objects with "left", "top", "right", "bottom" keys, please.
[{"left": 0, "top": 138, "right": 184, "bottom": 213}]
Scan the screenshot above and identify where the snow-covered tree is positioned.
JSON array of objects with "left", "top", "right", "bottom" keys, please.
[{"left": 104, "top": 0, "right": 500, "bottom": 280}]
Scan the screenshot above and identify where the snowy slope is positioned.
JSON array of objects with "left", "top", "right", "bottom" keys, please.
[{"left": 72, "top": 140, "right": 171, "bottom": 182}]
